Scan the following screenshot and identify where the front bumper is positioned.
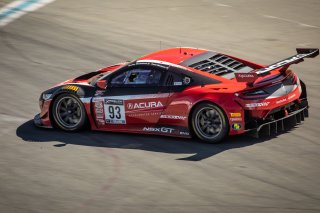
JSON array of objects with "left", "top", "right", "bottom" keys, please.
[{"left": 34, "top": 113, "right": 52, "bottom": 128}]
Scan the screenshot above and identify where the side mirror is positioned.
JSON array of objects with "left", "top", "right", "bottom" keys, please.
[{"left": 96, "top": 79, "right": 107, "bottom": 89}]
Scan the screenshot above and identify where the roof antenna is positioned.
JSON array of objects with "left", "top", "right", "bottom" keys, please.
[
  {"left": 159, "top": 41, "right": 162, "bottom": 50},
  {"left": 180, "top": 46, "right": 182, "bottom": 54}
]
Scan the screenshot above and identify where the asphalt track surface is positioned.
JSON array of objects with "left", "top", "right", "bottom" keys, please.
[{"left": 1, "top": 0, "right": 320, "bottom": 212}]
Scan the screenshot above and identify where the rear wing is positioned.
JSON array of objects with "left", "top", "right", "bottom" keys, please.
[{"left": 235, "top": 48, "right": 319, "bottom": 83}]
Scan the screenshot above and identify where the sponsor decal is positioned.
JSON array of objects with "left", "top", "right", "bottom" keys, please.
[
  {"left": 257, "top": 53, "right": 310, "bottom": 74},
  {"left": 63, "top": 85, "right": 79, "bottom": 92},
  {"left": 179, "top": 131, "right": 190, "bottom": 136},
  {"left": 230, "top": 117, "right": 242, "bottom": 122},
  {"left": 95, "top": 101, "right": 103, "bottom": 108},
  {"left": 174, "top": 82, "right": 183, "bottom": 86},
  {"left": 94, "top": 90, "right": 104, "bottom": 96},
  {"left": 105, "top": 99, "right": 123, "bottom": 105},
  {"left": 232, "top": 123, "right": 241, "bottom": 130},
  {"left": 127, "top": 101, "right": 163, "bottom": 110},
  {"left": 183, "top": 76, "right": 191, "bottom": 85},
  {"left": 96, "top": 114, "right": 104, "bottom": 119},
  {"left": 143, "top": 127, "right": 175, "bottom": 134},
  {"left": 276, "top": 98, "right": 287, "bottom": 104},
  {"left": 95, "top": 108, "right": 104, "bottom": 113},
  {"left": 245, "top": 102, "right": 270, "bottom": 108},
  {"left": 127, "top": 103, "right": 133, "bottom": 109},
  {"left": 234, "top": 73, "right": 258, "bottom": 82},
  {"left": 230, "top": 112, "right": 241, "bottom": 117},
  {"left": 130, "top": 112, "right": 161, "bottom": 117},
  {"left": 104, "top": 99, "right": 126, "bottom": 124},
  {"left": 160, "top": 115, "right": 187, "bottom": 120},
  {"left": 94, "top": 100, "right": 105, "bottom": 125}
]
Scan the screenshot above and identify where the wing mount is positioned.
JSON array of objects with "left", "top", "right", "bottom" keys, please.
[{"left": 234, "top": 48, "right": 319, "bottom": 83}]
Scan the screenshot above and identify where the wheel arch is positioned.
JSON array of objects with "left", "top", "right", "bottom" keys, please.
[
  {"left": 49, "top": 91, "right": 89, "bottom": 129},
  {"left": 188, "top": 99, "right": 230, "bottom": 137}
]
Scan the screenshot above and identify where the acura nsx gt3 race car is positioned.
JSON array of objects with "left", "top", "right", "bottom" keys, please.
[{"left": 34, "top": 47, "right": 319, "bottom": 143}]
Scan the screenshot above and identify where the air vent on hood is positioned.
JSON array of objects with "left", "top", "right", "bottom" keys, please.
[
  {"left": 179, "top": 51, "right": 254, "bottom": 79},
  {"left": 188, "top": 54, "right": 246, "bottom": 76}
]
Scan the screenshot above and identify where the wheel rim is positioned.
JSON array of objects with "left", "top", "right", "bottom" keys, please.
[
  {"left": 55, "top": 96, "right": 82, "bottom": 128},
  {"left": 194, "top": 107, "right": 223, "bottom": 139}
]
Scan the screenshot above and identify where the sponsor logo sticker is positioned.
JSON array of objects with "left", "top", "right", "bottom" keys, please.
[
  {"left": 230, "top": 117, "right": 242, "bottom": 122},
  {"left": 105, "top": 99, "right": 124, "bottom": 105},
  {"left": 179, "top": 131, "right": 190, "bottom": 136},
  {"left": 257, "top": 53, "right": 310, "bottom": 74},
  {"left": 105, "top": 99, "right": 126, "bottom": 124},
  {"left": 94, "top": 100, "right": 105, "bottom": 125},
  {"left": 183, "top": 77, "right": 191, "bottom": 85},
  {"left": 143, "top": 127, "right": 175, "bottom": 134},
  {"left": 232, "top": 123, "right": 241, "bottom": 130},
  {"left": 127, "top": 101, "right": 163, "bottom": 110},
  {"left": 95, "top": 102, "right": 103, "bottom": 108},
  {"left": 94, "top": 90, "right": 104, "bottom": 96},
  {"left": 63, "top": 85, "right": 79, "bottom": 92},
  {"left": 160, "top": 115, "right": 187, "bottom": 120},
  {"left": 230, "top": 112, "right": 241, "bottom": 117},
  {"left": 234, "top": 73, "right": 258, "bottom": 82},
  {"left": 276, "top": 98, "right": 287, "bottom": 104},
  {"left": 245, "top": 102, "right": 270, "bottom": 108}
]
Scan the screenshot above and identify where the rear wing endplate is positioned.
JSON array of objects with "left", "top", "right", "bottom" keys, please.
[{"left": 235, "top": 48, "right": 319, "bottom": 83}]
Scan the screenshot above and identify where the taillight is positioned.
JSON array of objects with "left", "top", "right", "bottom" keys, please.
[{"left": 239, "top": 89, "right": 269, "bottom": 99}]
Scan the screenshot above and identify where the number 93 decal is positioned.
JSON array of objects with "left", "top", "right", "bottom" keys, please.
[{"left": 104, "top": 99, "right": 126, "bottom": 124}]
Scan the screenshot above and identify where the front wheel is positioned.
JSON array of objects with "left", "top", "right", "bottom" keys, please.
[
  {"left": 52, "top": 93, "right": 87, "bottom": 131},
  {"left": 191, "top": 102, "right": 229, "bottom": 143}
]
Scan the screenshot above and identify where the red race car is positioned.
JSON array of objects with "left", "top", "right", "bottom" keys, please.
[{"left": 34, "top": 47, "right": 319, "bottom": 143}]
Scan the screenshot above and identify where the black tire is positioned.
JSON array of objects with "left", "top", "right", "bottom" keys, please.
[
  {"left": 191, "top": 102, "right": 229, "bottom": 143},
  {"left": 52, "top": 93, "right": 87, "bottom": 131}
]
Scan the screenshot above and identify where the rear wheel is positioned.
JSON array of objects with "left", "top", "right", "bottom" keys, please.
[
  {"left": 52, "top": 93, "right": 87, "bottom": 131},
  {"left": 191, "top": 102, "right": 228, "bottom": 143}
]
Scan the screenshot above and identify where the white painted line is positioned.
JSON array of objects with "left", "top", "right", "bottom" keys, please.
[
  {"left": 262, "top": 14, "right": 319, "bottom": 29},
  {"left": 0, "top": 0, "right": 56, "bottom": 27}
]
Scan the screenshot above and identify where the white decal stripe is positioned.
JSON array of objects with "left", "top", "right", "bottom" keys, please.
[
  {"left": 137, "top": 60, "right": 187, "bottom": 69},
  {"left": 80, "top": 98, "right": 92, "bottom": 103},
  {"left": 0, "top": 0, "right": 56, "bottom": 27},
  {"left": 101, "top": 93, "right": 170, "bottom": 100},
  {"left": 82, "top": 93, "right": 170, "bottom": 104}
]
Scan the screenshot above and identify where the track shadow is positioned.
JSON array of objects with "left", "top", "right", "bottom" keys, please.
[{"left": 16, "top": 120, "right": 280, "bottom": 161}]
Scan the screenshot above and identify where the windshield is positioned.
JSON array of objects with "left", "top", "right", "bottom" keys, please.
[{"left": 89, "top": 71, "right": 115, "bottom": 85}]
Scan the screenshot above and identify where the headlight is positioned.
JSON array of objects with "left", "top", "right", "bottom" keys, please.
[{"left": 42, "top": 93, "right": 53, "bottom": 100}]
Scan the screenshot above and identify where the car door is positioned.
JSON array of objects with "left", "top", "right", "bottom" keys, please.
[{"left": 92, "top": 64, "right": 170, "bottom": 130}]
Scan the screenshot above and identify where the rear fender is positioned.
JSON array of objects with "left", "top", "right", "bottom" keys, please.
[{"left": 191, "top": 93, "right": 245, "bottom": 135}]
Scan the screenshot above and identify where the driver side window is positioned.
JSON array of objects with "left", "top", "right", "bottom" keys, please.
[{"left": 110, "top": 68, "right": 162, "bottom": 86}]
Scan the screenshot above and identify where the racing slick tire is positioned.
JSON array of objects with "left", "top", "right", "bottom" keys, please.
[
  {"left": 191, "top": 102, "right": 229, "bottom": 143},
  {"left": 52, "top": 93, "right": 87, "bottom": 131}
]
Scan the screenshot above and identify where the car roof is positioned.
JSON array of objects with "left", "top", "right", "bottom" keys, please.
[
  {"left": 138, "top": 47, "right": 257, "bottom": 82},
  {"left": 138, "top": 47, "right": 207, "bottom": 65},
  {"left": 137, "top": 48, "right": 236, "bottom": 83}
]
